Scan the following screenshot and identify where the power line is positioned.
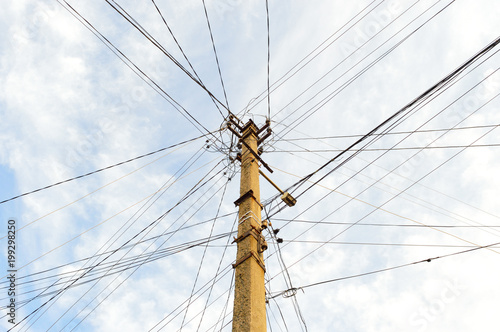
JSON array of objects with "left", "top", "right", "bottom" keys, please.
[
  {"left": 237, "top": 0, "right": 380, "bottom": 116},
  {"left": 0, "top": 232, "right": 234, "bottom": 308},
  {"left": 274, "top": 218, "right": 500, "bottom": 228},
  {"left": 268, "top": 135, "right": 500, "bottom": 235},
  {"left": 269, "top": 0, "right": 435, "bottom": 136},
  {"left": 148, "top": 265, "right": 235, "bottom": 331},
  {"left": 9, "top": 160, "right": 228, "bottom": 329},
  {"left": 151, "top": 0, "right": 226, "bottom": 117},
  {"left": 179, "top": 179, "right": 229, "bottom": 330},
  {"left": 260, "top": 84, "right": 500, "bottom": 284},
  {"left": 266, "top": 88, "right": 500, "bottom": 270},
  {"left": 282, "top": 239, "right": 500, "bottom": 249},
  {"left": 273, "top": 142, "right": 500, "bottom": 153},
  {"left": 0, "top": 133, "right": 212, "bottom": 205},
  {"left": 42, "top": 147, "right": 211, "bottom": 329},
  {"left": 201, "top": 0, "right": 230, "bottom": 111},
  {"left": 55, "top": 0, "right": 226, "bottom": 149},
  {"left": 268, "top": 99, "right": 500, "bottom": 286},
  {"left": 265, "top": 0, "right": 271, "bottom": 119},
  {"left": 289, "top": 36, "right": 500, "bottom": 200},
  {"left": 105, "top": 0, "right": 231, "bottom": 116},
  {"left": 196, "top": 205, "right": 238, "bottom": 331},
  {"left": 63, "top": 163, "right": 229, "bottom": 330},
  {"left": 0, "top": 215, "right": 238, "bottom": 295},
  {"left": 280, "top": 124, "right": 500, "bottom": 142},
  {"left": 270, "top": 240, "right": 500, "bottom": 298},
  {"left": 271, "top": 119, "right": 500, "bottom": 228},
  {"left": 265, "top": 0, "right": 450, "bottom": 177}
]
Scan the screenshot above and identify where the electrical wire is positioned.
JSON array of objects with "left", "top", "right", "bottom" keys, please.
[
  {"left": 270, "top": 67, "right": 500, "bottom": 227},
  {"left": 268, "top": 0, "right": 434, "bottom": 135},
  {"left": 149, "top": 265, "right": 235, "bottom": 331},
  {"left": 265, "top": 0, "right": 271, "bottom": 119},
  {"left": 289, "top": 36, "right": 500, "bottom": 201},
  {"left": 11, "top": 2, "right": 500, "bottom": 331},
  {"left": 42, "top": 147, "right": 211, "bottom": 330},
  {"left": 196, "top": 210, "right": 239, "bottom": 331},
  {"left": 281, "top": 239, "right": 500, "bottom": 249},
  {"left": 56, "top": 0, "right": 227, "bottom": 151},
  {"left": 237, "top": 0, "right": 380, "bottom": 116},
  {"left": 264, "top": 154, "right": 500, "bottom": 259},
  {"left": 269, "top": 159, "right": 500, "bottom": 242},
  {"left": 2, "top": 149, "right": 177, "bottom": 236},
  {"left": 272, "top": 142, "right": 500, "bottom": 153},
  {"left": 201, "top": 0, "right": 230, "bottom": 111},
  {"left": 179, "top": 179, "right": 229, "bottom": 330},
  {"left": 8, "top": 159, "right": 227, "bottom": 330},
  {"left": 276, "top": 218, "right": 500, "bottom": 229},
  {"left": 0, "top": 132, "right": 213, "bottom": 205},
  {"left": 265, "top": 100, "right": 500, "bottom": 285},
  {"left": 269, "top": 85, "right": 500, "bottom": 260},
  {"left": 265, "top": 212, "right": 308, "bottom": 331},
  {"left": 0, "top": 218, "right": 238, "bottom": 299},
  {"left": 0, "top": 232, "right": 234, "bottom": 309},
  {"left": 64, "top": 163, "right": 228, "bottom": 331},
  {"left": 269, "top": 240, "right": 500, "bottom": 299},
  {"left": 106, "top": 0, "right": 231, "bottom": 117},
  {"left": 271, "top": 122, "right": 500, "bottom": 227},
  {"left": 280, "top": 124, "right": 500, "bottom": 142},
  {"left": 150, "top": 0, "right": 226, "bottom": 117},
  {"left": 0, "top": 154, "right": 221, "bottom": 285}
]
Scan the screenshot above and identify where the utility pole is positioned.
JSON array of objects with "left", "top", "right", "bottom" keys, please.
[
  {"left": 228, "top": 117, "right": 271, "bottom": 332},
  {"left": 227, "top": 116, "right": 295, "bottom": 331}
]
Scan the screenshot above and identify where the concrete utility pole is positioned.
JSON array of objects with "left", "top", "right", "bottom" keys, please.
[{"left": 229, "top": 118, "right": 270, "bottom": 332}]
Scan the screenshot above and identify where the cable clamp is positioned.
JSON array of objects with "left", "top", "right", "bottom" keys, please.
[{"left": 282, "top": 288, "right": 298, "bottom": 298}]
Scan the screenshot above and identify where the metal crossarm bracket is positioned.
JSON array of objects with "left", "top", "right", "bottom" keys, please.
[
  {"left": 257, "top": 128, "right": 272, "bottom": 146},
  {"left": 256, "top": 119, "right": 270, "bottom": 135},
  {"left": 240, "top": 140, "right": 273, "bottom": 173},
  {"left": 227, "top": 123, "right": 242, "bottom": 138},
  {"left": 232, "top": 227, "right": 261, "bottom": 244},
  {"left": 232, "top": 251, "right": 266, "bottom": 272},
  {"left": 233, "top": 189, "right": 263, "bottom": 209},
  {"left": 259, "top": 170, "right": 297, "bottom": 207}
]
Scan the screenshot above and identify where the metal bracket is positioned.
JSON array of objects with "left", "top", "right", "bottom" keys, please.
[
  {"left": 232, "top": 251, "right": 266, "bottom": 272},
  {"left": 256, "top": 119, "right": 271, "bottom": 135},
  {"left": 227, "top": 123, "right": 242, "bottom": 138},
  {"left": 259, "top": 170, "right": 297, "bottom": 207},
  {"left": 232, "top": 227, "right": 261, "bottom": 244},
  {"left": 234, "top": 189, "right": 263, "bottom": 209},
  {"left": 240, "top": 140, "right": 273, "bottom": 173},
  {"left": 257, "top": 128, "right": 272, "bottom": 146}
]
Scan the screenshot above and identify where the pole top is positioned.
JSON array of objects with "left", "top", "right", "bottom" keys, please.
[{"left": 241, "top": 119, "right": 258, "bottom": 135}]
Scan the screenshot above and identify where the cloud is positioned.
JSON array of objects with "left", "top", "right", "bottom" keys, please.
[{"left": 1, "top": 0, "right": 499, "bottom": 331}]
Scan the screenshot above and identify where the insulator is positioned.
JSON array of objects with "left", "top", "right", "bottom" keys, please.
[
  {"left": 261, "top": 219, "right": 268, "bottom": 230},
  {"left": 261, "top": 240, "right": 268, "bottom": 252}
]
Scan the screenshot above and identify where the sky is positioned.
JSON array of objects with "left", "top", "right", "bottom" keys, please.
[{"left": 1, "top": 0, "right": 500, "bottom": 331}]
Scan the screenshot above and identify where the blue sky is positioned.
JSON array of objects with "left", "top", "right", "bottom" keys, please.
[{"left": 1, "top": 0, "right": 500, "bottom": 331}]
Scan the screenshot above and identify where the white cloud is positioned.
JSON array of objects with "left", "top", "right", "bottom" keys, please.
[{"left": 1, "top": 0, "right": 499, "bottom": 331}]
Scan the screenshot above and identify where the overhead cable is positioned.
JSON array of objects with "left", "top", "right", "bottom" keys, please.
[
  {"left": 0, "top": 132, "right": 212, "bottom": 205},
  {"left": 269, "top": 240, "right": 500, "bottom": 299},
  {"left": 290, "top": 35, "right": 500, "bottom": 200},
  {"left": 106, "top": 0, "right": 231, "bottom": 116},
  {"left": 151, "top": 0, "right": 226, "bottom": 116}
]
